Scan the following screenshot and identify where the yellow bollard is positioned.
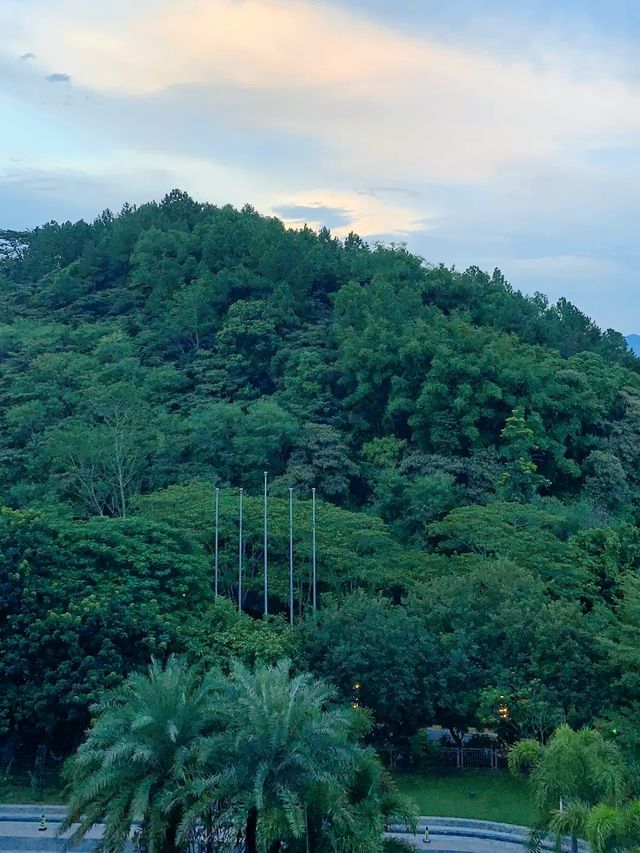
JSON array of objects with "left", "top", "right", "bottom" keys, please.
[{"left": 423, "top": 826, "right": 430, "bottom": 844}]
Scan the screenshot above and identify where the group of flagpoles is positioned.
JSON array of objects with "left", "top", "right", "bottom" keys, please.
[{"left": 214, "top": 479, "right": 317, "bottom": 624}]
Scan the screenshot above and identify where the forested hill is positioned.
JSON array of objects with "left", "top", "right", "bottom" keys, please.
[
  {"left": 0, "top": 188, "right": 638, "bottom": 522},
  {"left": 4, "top": 189, "right": 640, "bottom": 748}
]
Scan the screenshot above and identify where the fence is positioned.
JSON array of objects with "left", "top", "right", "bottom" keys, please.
[{"left": 437, "top": 747, "right": 507, "bottom": 770}]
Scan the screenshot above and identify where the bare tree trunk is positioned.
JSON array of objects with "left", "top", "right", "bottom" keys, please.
[
  {"left": 448, "top": 727, "right": 464, "bottom": 748},
  {"left": 245, "top": 807, "right": 258, "bottom": 853},
  {"left": 114, "top": 424, "right": 128, "bottom": 518},
  {"left": 160, "top": 817, "right": 181, "bottom": 853},
  {"left": 305, "top": 805, "right": 311, "bottom": 853}
]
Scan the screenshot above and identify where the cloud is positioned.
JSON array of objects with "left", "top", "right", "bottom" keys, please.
[
  {"left": 505, "top": 254, "right": 623, "bottom": 286},
  {"left": 364, "top": 187, "right": 422, "bottom": 200},
  {"left": 46, "top": 72, "right": 71, "bottom": 82},
  {"left": 19, "top": 52, "right": 35, "bottom": 60},
  {"left": 272, "top": 204, "right": 353, "bottom": 230},
  {"left": 1, "top": 0, "right": 640, "bottom": 329},
  {"left": 271, "top": 189, "right": 432, "bottom": 238},
  {"left": 4, "top": 0, "right": 640, "bottom": 186}
]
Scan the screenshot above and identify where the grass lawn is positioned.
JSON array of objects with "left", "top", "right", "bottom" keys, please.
[
  {"left": 0, "top": 767, "right": 533, "bottom": 823},
  {"left": 395, "top": 770, "right": 534, "bottom": 826},
  {"left": 0, "top": 773, "right": 63, "bottom": 804}
]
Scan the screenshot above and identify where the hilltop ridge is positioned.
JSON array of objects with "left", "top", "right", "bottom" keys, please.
[{"left": 0, "top": 189, "right": 637, "bottom": 524}]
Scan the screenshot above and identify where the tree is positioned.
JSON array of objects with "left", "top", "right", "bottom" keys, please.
[
  {"left": 47, "top": 383, "right": 157, "bottom": 517},
  {"left": 136, "top": 482, "right": 429, "bottom": 609},
  {"left": 180, "top": 598, "right": 294, "bottom": 672},
  {"left": 165, "top": 274, "right": 219, "bottom": 353},
  {"left": 222, "top": 660, "right": 350, "bottom": 851},
  {"left": 408, "top": 559, "right": 545, "bottom": 741},
  {"left": 188, "top": 399, "right": 298, "bottom": 489},
  {"left": 63, "top": 658, "right": 412, "bottom": 853},
  {"left": 129, "top": 225, "right": 197, "bottom": 312},
  {"left": 214, "top": 299, "right": 282, "bottom": 396},
  {"left": 426, "top": 501, "right": 585, "bottom": 597},
  {"left": 296, "top": 592, "right": 434, "bottom": 752},
  {"left": 478, "top": 681, "right": 563, "bottom": 744},
  {"left": 509, "top": 725, "right": 627, "bottom": 852},
  {"left": 280, "top": 422, "right": 359, "bottom": 503},
  {"left": 528, "top": 600, "right": 613, "bottom": 726},
  {"left": 0, "top": 228, "right": 31, "bottom": 263},
  {"left": 583, "top": 450, "right": 630, "bottom": 516},
  {"left": 497, "top": 407, "right": 550, "bottom": 501},
  {"left": 578, "top": 800, "right": 640, "bottom": 853},
  {"left": 0, "top": 509, "right": 210, "bottom": 745},
  {"left": 62, "top": 657, "right": 225, "bottom": 853},
  {"left": 215, "top": 659, "right": 414, "bottom": 852}
]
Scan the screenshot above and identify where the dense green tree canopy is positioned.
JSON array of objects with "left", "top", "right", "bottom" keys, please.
[{"left": 1, "top": 192, "right": 640, "bottom": 756}]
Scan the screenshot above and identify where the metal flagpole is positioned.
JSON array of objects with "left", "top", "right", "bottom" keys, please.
[
  {"left": 214, "top": 487, "right": 220, "bottom": 598},
  {"left": 263, "top": 471, "right": 268, "bottom": 616},
  {"left": 312, "top": 487, "right": 317, "bottom": 611},
  {"left": 238, "top": 487, "right": 243, "bottom": 611},
  {"left": 289, "top": 487, "right": 294, "bottom": 625}
]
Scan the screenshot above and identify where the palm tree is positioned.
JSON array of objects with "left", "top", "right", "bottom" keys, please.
[
  {"left": 63, "top": 657, "right": 412, "bottom": 853},
  {"left": 62, "top": 656, "right": 225, "bottom": 853},
  {"left": 324, "top": 747, "right": 416, "bottom": 853},
  {"left": 509, "top": 725, "right": 627, "bottom": 853},
  {"left": 223, "top": 659, "right": 359, "bottom": 852},
  {"left": 550, "top": 800, "right": 640, "bottom": 853},
  {"left": 221, "top": 659, "right": 411, "bottom": 853}
]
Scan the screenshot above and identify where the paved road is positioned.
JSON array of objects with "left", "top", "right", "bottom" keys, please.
[
  {"left": 388, "top": 831, "right": 528, "bottom": 851},
  {"left": 0, "top": 806, "right": 102, "bottom": 852},
  {"left": 0, "top": 807, "right": 581, "bottom": 853}
]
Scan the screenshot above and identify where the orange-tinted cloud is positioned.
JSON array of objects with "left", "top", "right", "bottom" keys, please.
[{"left": 3, "top": 0, "right": 640, "bottom": 187}]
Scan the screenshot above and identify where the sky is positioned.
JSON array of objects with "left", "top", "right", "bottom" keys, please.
[{"left": 1, "top": 1, "right": 639, "bottom": 332}]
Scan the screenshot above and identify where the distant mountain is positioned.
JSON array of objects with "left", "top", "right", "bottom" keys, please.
[{"left": 626, "top": 334, "right": 640, "bottom": 356}]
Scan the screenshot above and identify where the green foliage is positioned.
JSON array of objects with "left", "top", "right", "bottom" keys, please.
[
  {"left": 2, "top": 192, "right": 639, "bottom": 518},
  {"left": 584, "top": 799, "right": 640, "bottom": 853},
  {"left": 2, "top": 193, "right": 640, "bottom": 767},
  {"left": 296, "top": 592, "right": 435, "bottom": 747},
  {"left": 0, "top": 508, "right": 210, "bottom": 744},
  {"left": 407, "top": 730, "right": 444, "bottom": 770},
  {"left": 497, "top": 407, "right": 550, "bottom": 501},
  {"left": 218, "top": 659, "right": 414, "bottom": 852},
  {"left": 383, "top": 840, "right": 416, "bottom": 853},
  {"left": 136, "top": 482, "right": 429, "bottom": 605},
  {"left": 479, "top": 682, "right": 563, "bottom": 743},
  {"left": 180, "top": 598, "right": 294, "bottom": 671},
  {"left": 62, "top": 656, "right": 224, "bottom": 853},
  {"left": 510, "top": 725, "right": 628, "bottom": 849},
  {"left": 63, "top": 657, "right": 414, "bottom": 852}
]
